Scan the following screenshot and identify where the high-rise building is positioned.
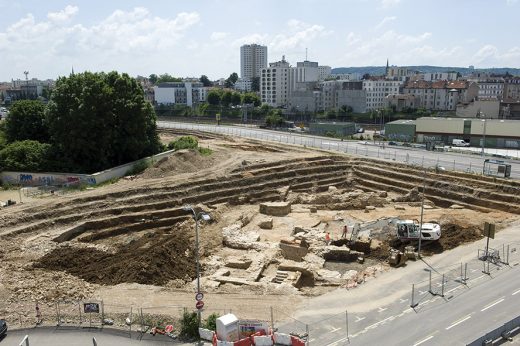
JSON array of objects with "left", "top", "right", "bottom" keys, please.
[
  {"left": 240, "top": 44, "right": 268, "bottom": 80},
  {"left": 260, "top": 56, "right": 292, "bottom": 107}
]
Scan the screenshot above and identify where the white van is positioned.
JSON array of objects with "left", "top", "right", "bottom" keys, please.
[{"left": 452, "top": 139, "right": 470, "bottom": 147}]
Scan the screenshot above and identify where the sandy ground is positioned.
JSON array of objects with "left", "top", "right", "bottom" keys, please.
[{"left": 1, "top": 129, "right": 518, "bottom": 328}]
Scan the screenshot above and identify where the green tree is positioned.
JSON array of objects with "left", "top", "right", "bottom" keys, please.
[
  {"left": 221, "top": 90, "right": 233, "bottom": 107},
  {"left": 156, "top": 73, "right": 182, "bottom": 84},
  {"left": 242, "top": 93, "right": 261, "bottom": 107},
  {"left": 199, "top": 75, "right": 212, "bottom": 87},
  {"left": 326, "top": 109, "right": 337, "bottom": 119},
  {"left": 251, "top": 77, "right": 260, "bottom": 92},
  {"left": 265, "top": 109, "right": 284, "bottom": 127},
  {"left": 5, "top": 100, "right": 48, "bottom": 143},
  {"left": 149, "top": 74, "right": 158, "bottom": 84},
  {"left": 46, "top": 71, "right": 161, "bottom": 173},
  {"left": 230, "top": 92, "right": 241, "bottom": 106},
  {"left": 0, "top": 140, "right": 51, "bottom": 171},
  {"left": 224, "top": 72, "right": 238, "bottom": 88},
  {"left": 207, "top": 89, "right": 221, "bottom": 106}
]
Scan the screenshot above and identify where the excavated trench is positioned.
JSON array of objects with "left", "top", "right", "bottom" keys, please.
[{"left": 22, "top": 154, "right": 520, "bottom": 286}]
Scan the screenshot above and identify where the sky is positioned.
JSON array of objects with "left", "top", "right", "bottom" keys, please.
[{"left": 0, "top": 0, "right": 519, "bottom": 81}]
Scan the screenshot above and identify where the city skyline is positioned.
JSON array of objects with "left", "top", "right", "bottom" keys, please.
[{"left": 0, "top": 0, "right": 519, "bottom": 81}]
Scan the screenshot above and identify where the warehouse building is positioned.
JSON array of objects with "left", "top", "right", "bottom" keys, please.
[
  {"left": 415, "top": 117, "right": 520, "bottom": 149},
  {"left": 385, "top": 117, "right": 520, "bottom": 148},
  {"left": 384, "top": 120, "right": 416, "bottom": 142}
]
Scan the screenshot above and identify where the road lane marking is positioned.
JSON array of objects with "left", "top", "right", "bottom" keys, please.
[
  {"left": 399, "top": 298, "right": 408, "bottom": 303},
  {"left": 378, "top": 307, "right": 387, "bottom": 313},
  {"left": 329, "top": 327, "right": 341, "bottom": 333},
  {"left": 481, "top": 297, "right": 505, "bottom": 311},
  {"left": 446, "top": 315, "right": 471, "bottom": 330},
  {"left": 512, "top": 288, "right": 520, "bottom": 295},
  {"left": 413, "top": 335, "right": 434, "bottom": 346},
  {"left": 446, "top": 285, "right": 462, "bottom": 294},
  {"left": 355, "top": 316, "right": 365, "bottom": 322}
]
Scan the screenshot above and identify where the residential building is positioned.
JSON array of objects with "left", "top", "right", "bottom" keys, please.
[
  {"left": 320, "top": 80, "right": 365, "bottom": 113},
  {"left": 317, "top": 66, "right": 332, "bottom": 81},
  {"left": 153, "top": 82, "right": 207, "bottom": 106},
  {"left": 240, "top": 44, "right": 268, "bottom": 81},
  {"left": 410, "top": 72, "right": 458, "bottom": 82},
  {"left": 294, "top": 61, "right": 319, "bottom": 84},
  {"left": 456, "top": 100, "right": 500, "bottom": 118},
  {"left": 403, "top": 80, "right": 479, "bottom": 111},
  {"left": 260, "top": 57, "right": 292, "bottom": 107},
  {"left": 234, "top": 78, "right": 252, "bottom": 92},
  {"left": 386, "top": 94, "right": 420, "bottom": 112},
  {"left": 477, "top": 78, "right": 504, "bottom": 100},
  {"left": 363, "top": 78, "right": 403, "bottom": 111},
  {"left": 329, "top": 73, "right": 362, "bottom": 81},
  {"left": 503, "top": 77, "right": 520, "bottom": 101},
  {"left": 386, "top": 66, "right": 411, "bottom": 81}
]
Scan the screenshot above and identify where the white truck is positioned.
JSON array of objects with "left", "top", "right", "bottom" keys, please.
[{"left": 452, "top": 139, "right": 470, "bottom": 147}]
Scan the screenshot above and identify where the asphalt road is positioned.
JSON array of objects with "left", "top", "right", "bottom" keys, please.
[
  {"left": 157, "top": 121, "right": 520, "bottom": 180},
  {"left": 347, "top": 264, "right": 520, "bottom": 346}
]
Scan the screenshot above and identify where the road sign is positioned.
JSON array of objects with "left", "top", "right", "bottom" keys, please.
[
  {"left": 484, "top": 222, "right": 495, "bottom": 239},
  {"left": 196, "top": 300, "right": 204, "bottom": 310},
  {"left": 195, "top": 292, "right": 204, "bottom": 301}
]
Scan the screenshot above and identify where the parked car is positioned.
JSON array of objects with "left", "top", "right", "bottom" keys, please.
[{"left": 0, "top": 319, "right": 7, "bottom": 337}]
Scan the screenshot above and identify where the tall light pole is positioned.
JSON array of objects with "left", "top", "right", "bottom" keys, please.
[
  {"left": 418, "top": 168, "right": 427, "bottom": 258},
  {"left": 481, "top": 113, "right": 487, "bottom": 157},
  {"left": 183, "top": 205, "right": 211, "bottom": 341}
]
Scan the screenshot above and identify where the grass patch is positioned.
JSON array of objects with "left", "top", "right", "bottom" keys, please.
[
  {"left": 198, "top": 147, "right": 213, "bottom": 156},
  {"left": 126, "top": 160, "right": 150, "bottom": 176}
]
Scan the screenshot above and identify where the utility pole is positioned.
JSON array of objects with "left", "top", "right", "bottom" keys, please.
[
  {"left": 481, "top": 113, "right": 487, "bottom": 157},
  {"left": 418, "top": 168, "right": 426, "bottom": 257}
]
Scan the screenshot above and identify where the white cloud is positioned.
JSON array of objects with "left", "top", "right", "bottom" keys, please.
[
  {"left": 47, "top": 5, "right": 78, "bottom": 22},
  {"left": 232, "top": 33, "right": 269, "bottom": 47},
  {"left": 210, "top": 32, "right": 228, "bottom": 41},
  {"left": 380, "top": 0, "right": 401, "bottom": 8},
  {"left": 270, "top": 20, "right": 332, "bottom": 53},
  {"left": 472, "top": 45, "right": 520, "bottom": 66},
  {"left": 375, "top": 16, "right": 396, "bottom": 30},
  {"left": 0, "top": 6, "right": 201, "bottom": 78}
]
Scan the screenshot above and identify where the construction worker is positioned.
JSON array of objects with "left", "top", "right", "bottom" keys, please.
[{"left": 341, "top": 225, "right": 348, "bottom": 239}]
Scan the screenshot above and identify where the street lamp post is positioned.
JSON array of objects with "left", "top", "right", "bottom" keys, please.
[
  {"left": 481, "top": 114, "right": 487, "bottom": 157},
  {"left": 418, "top": 168, "right": 427, "bottom": 258},
  {"left": 183, "top": 205, "right": 211, "bottom": 341}
]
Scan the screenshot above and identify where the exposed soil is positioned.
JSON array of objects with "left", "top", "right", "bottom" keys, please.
[
  {"left": 35, "top": 229, "right": 196, "bottom": 286},
  {"left": 1, "top": 128, "right": 520, "bottom": 327}
]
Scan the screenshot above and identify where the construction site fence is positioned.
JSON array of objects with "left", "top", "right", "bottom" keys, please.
[
  {"left": 410, "top": 241, "right": 520, "bottom": 310},
  {"left": 157, "top": 121, "right": 520, "bottom": 180}
]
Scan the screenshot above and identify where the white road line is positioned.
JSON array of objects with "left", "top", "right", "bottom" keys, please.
[
  {"left": 399, "top": 298, "right": 408, "bottom": 303},
  {"left": 413, "top": 335, "right": 434, "bottom": 346},
  {"left": 355, "top": 316, "right": 366, "bottom": 322},
  {"left": 329, "top": 327, "right": 341, "bottom": 333},
  {"left": 378, "top": 307, "right": 387, "bottom": 312},
  {"left": 446, "top": 315, "right": 471, "bottom": 330},
  {"left": 481, "top": 297, "right": 505, "bottom": 311},
  {"left": 512, "top": 288, "right": 520, "bottom": 295},
  {"left": 446, "top": 285, "right": 461, "bottom": 294}
]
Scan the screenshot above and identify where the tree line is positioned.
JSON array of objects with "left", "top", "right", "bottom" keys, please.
[{"left": 0, "top": 72, "right": 162, "bottom": 174}]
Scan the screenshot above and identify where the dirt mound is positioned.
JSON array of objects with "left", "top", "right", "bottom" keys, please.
[
  {"left": 34, "top": 230, "right": 196, "bottom": 286},
  {"left": 141, "top": 149, "right": 214, "bottom": 179},
  {"left": 384, "top": 216, "right": 483, "bottom": 257}
]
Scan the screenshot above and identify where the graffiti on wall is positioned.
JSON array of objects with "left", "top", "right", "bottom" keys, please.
[{"left": 1, "top": 173, "right": 97, "bottom": 187}]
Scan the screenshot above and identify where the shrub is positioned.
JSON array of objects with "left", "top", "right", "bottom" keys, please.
[
  {"left": 0, "top": 140, "right": 52, "bottom": 171},
  {"left": 204, "top": 313, "right": 219, "bottom": 331},
  {"left": 179, "top": 310, "right": 199, "bottom": 340},
  {"left": 126, "top": 159, "right": 150, "bottom": 176},
  {"left": 198, "top": 147, "right": 213, "bottom": 156},
  {"left": 168, "top": 136, "right": 199, "bottom": 151}
]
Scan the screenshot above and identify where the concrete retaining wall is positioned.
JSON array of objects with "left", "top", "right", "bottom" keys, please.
[{"left": 0, "top": 149, "right": 175, "bottom": 187}]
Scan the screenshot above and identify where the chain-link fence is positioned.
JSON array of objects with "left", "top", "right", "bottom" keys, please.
[{"left": 157, "top": 122, "right": 520, "bottom": 180}]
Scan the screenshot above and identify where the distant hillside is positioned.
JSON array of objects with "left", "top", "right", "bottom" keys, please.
[{"left": 331, "top": 66, "right": 520, "bottom": 76}]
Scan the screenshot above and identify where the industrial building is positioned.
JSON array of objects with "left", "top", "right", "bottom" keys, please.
[
  {"left": 309, "top": 122, "right": 357, "bottom": 137},
  {"left": 385, "top": 117, "right": 520, "bottom": 149}
]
